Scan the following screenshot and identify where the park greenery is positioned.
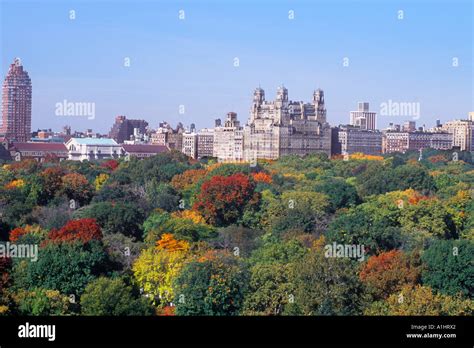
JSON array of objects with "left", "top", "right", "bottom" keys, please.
[{"left": 0, "top": 149, "right": 473, "bottom": 316}]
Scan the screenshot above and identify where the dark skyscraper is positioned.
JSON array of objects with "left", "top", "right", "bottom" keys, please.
[
  {"left": 108, "top": 115, "right": 148, "bottom": 143},
  {"left": 1, "top": 58, "right": 32, "bottom": 142}
]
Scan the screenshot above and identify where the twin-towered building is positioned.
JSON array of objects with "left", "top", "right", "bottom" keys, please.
[
  {"left": 244, "top": 86, "right": 331, "bottom": 160},
  {"left": 209, "top": 86, "right": 332, "bottom": 162}
]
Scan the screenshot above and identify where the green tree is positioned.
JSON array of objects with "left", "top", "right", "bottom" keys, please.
[
  {"left": 313, "top": 177, "right": 361, "bottom": 211},
  {"left": 243, "top": 263, "right": 294, "bottom": 315},
  {"left": 173, "top": 253, "right": 248, "bottom": 315},
  {"left": 80, "top": 277, "right": 153, "bottom": 315},
  {"left": 421, "top": 239, "right": 474, "bottom": 298},
  {"left": 113, "top": 151, "right": 193, "bottom": 185},
  {"left": 399, "top": 199, "right": 457, "bottom": 239},
  {"left": 266, "top": 190, "right": 330, "bottom": 235},
  {"left": 102, "top": 233, "right": 144, "bottom": 272},
  {"left": 249, "top": 237, "right": 306, "bottom": 265},
  {"left": 145, "top": 182, "right": 181, "bottom": 211},
  {"left": 212, "top": 225, "right": 263, "bottom": 257},
  {"left": 326, "top": 206, "right": 402, "bottom": 254},
  {"left": 288, "top": 247, "right": 368, "bottom": 315},
  {"left": 75, "top": 202, "right": 145, "bottom": 240},
  {"left": 357, "top": 163, "right": 435, "bottom": 197},
  {"left": 143, "top": 211, "right": 216, "bottom": 244},
  {"left": 13, "top": 240, "right": 111, "bottom": 296},
  {"left": 13, "top": 288, "right": 72, "bottom": 315}
]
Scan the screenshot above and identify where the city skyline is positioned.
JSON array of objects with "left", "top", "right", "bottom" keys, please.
[{"left": 1, "top": 0, "right": 472, "bottom": 133}]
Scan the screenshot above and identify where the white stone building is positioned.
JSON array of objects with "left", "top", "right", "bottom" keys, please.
[
  {"left": 349, "top": 102, "right": 377, "bottom": 130},
  {"left": 243, "top": 86, "right": 332, "bottom": 161},
  {"left": 213, "top": 112, "right": 244, "bottom": 162},
  {"left": 441, "top": 118, "right": 474, "bottom": 152},
  {"left": 66, "top": 138, "right": 123, "bottom": 161},
  {"left": 182, "top": 131, "right": 198, "bottom": 159}
]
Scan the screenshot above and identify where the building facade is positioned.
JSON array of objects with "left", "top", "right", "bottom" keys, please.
[
  {"left": 349, "top": 102, "right": 377, "bottom": 130},
  {"left": 1, "top": 58, "right": 32, "bottom": 142},
  {"left": 66, "top": 138, "right": 123, "bottom": 161},
  {"left": 182, "top": 131, "right": 198, "bottom": 159},
  {"left": 213, "top": 112, "right": 244, "bottom": 162},
  {"left": 197, "top": 128, "right": 214, "bottom": 159},
  {"left": 441, "top": 119, "right": 474, "bottom": 152},
  {"left": 243, "top": 86, "right": 331, "bottom": 161},
  {"left": 382, "top": 131, "right": 453, "bottom": 153},
  {"left": 9, "top": 142, "right": 68, "bottom": 162},
  {"left": 108, "top": 115, "right": 148, "bottom": 144},
  {"left": 151, "top": 122, "right": 184, "bottom": 150},
  {"left": 337, "top": 125, "right": 382, "bottom": 155},
  {"left": 121, "top": 144, "right": 168, "bottom": 158}
]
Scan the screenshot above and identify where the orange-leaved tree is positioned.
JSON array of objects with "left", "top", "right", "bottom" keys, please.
[
  {"left": 46, "top": 218, "right": 102, "bottom": 244},
  {"left": 156, "top": 233, "right": 190, "bottom": 253},
  {"left": 360, "top": 249, "right": 420, "bottom": 300},
  {"left": 170, "top": 169, "right": 207, "bottom": 191}
]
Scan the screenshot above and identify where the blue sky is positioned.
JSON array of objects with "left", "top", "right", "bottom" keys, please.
[{"left": 1, "top": 0, "right": 472, "bottom": 133}]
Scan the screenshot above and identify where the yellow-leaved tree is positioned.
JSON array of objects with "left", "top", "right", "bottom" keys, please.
[
  {"left": 94, "top": 173, "right": 109, "bottom": 191},
  {"left": 132, "top": 234, "right": 189, "bottom": 306}
]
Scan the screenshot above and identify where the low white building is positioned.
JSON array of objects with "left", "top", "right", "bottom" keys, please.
[{"left": 66, "top": 138, "right": 123, "bottom": 161}]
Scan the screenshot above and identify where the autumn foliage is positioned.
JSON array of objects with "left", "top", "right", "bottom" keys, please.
[
  {"left": 350, "top": 153, "right": 384, "bottom": 161},
  {"left": 392, "top": 189, "right": 430, "bottom": 207},
  {"left": 171, "top": 210, "right": 206, "bottom": 224},
  {"left": 101, "top": 159, "right": 119, "bottom": 171},
  {"left": 4, "top": 179, "right": 25, "bottom": 190},
  {"left": 156, "top": 233, "right": 190, "bottom": 253},
  {"left": 9, "top": 227, "right": 28, "bottom": 243},
  {"left": 61, "top": 173, "right": 92, "bottom": 205},
  {"left": 9, "top": 225, "right": 46, "bottom": 243},
  {"left": 47, "top": 218, "right": 103, "bottom": 244},
  {"left": 40, "top": 166, "right": 65, "bottom": 198},
  {"left": 252, "top": 171, "right": 272, "bottom": 184},
  {"left": 157, "top": 305, "right": 176, "bottom": 316},
  {"left": 428, "top": 155, "right": 448, "bottom": 163},
  {"left": 360, "top": 250, "right": 420, "bottom": 299},
  {"left": 1, "top": 148, "right": 473, "bottom": 316},
  {"left": 193, "top": 173, "right": 257, "bottom": 226},
  {"left": 171, "top": 169, "right": 207, "bottom": 191}
]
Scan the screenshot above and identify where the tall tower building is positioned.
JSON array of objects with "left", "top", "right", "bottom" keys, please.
[
  {"left": 313, "top": 89, "right": 327, "bottom": 123},
  {"left": 253, "top": 87, "right": 265, "bottom": 106},
  {"left": 349, "top": 102, "right": 376, "bottom": 130},
  {"left": 1, "top": 58, "right": 32, "bottom": 142}
]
